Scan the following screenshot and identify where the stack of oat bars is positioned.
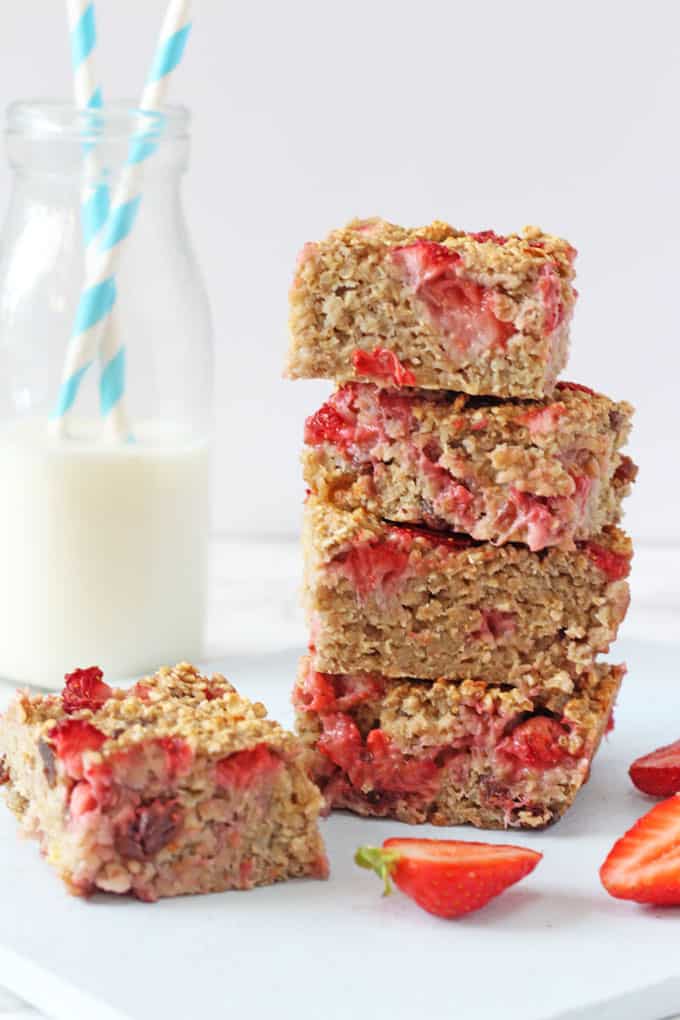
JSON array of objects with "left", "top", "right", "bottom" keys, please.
[{"left": 285, "top": 219, "right": 636, "bottom": 830}]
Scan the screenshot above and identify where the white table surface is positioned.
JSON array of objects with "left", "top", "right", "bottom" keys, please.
[{"left": 1, "top": 536, "right": 678, "bottom": 1020}]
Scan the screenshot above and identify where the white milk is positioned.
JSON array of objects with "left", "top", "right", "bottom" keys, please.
[{"left": 0, "top": 418, "right": 210, "bottom": 689}]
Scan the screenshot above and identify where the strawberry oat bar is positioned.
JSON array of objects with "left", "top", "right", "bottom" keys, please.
[
  {"left": 287, "top": 219, "right": 577, "bottom": 398},
  {"left": 294, "top": 656, "right": 623, "bottom": 829},
  {"left": 0, "top": 664, "right": 328, "bottom": 901},
  {"left": 303, "top": 381, "right": 635, "bottom": 550},
  {"left": 304, "top": 496, "right": 631, "bottom": 686}
]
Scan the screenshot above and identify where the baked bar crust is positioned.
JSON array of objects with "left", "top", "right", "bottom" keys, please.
[
  {"left": 303, "top": 381, "right": 636, "bottom": 550},
  {"left": 304, "top": 496, "right": 631, "bottom": 685},
  {"left": 287, "top": 218, "right": 577, "bottom": 398},
  {"left": 294, "top": 656, "right": 623, "bottom": 829},
  {"left": 0, "top": 664, "right": 328, "bottom": 901}
]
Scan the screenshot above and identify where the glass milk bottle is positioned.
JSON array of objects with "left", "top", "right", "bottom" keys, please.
[{"left": 0, "top": 101, "right": 213, "bottom": 688}]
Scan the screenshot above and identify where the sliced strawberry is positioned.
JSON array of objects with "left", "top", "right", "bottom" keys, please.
[
  {"left": 600, "top": 795, "right": 680, "bottom": 904},
  {"left": 498, "top": 716, "right": 570, "bottom": 768},
  {"left": 355, "top": 837, "right": 541, "bottom": 918},
  {"left": 352, "top": 347, "right": 416, "bottom": 387},
  {"left": 630, "top": 741, "right": 680, "bottom": 797},
  {"left": 62, "top": 666, "right": 112, "bottom": 714}
]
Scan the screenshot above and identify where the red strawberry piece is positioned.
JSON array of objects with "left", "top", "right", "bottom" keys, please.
[
  {"left": 584, "top": 541, "right": 631, "bottom": 581},
  {"left": 504, "top": 488, "right": 557, "bottom": 552},
  {"left": 215, "top": 743, "right": 282, "bottom": 790},
  {"left": 294, "top": 665, "right": 383, "bottom": 714},
  {"left": 318, "top": 715, "right": 438, "bottom": 795},
  {"left": 157, "top": 736, "right": 194, "bottom": 779},
  {"left": 630, "top": 740, "right": 680, "bottom": 797},
  {"left": 600, "top": 795, "right": 680, "bottom": 904},
  {"left": 468, "top": 230, "right": 507, "bottom": 245},
  {"left": 362, "top": 729, "right": 439, "bottom": 793},
  {"left": 498, "top": 716, "right": 570, "bottom": 768},
  {"left": 518, "top": 403, "right": 566, "bottom": 436},
  {"left": 69, "top": 780, "right": 100, "bottom": 818},
  {"left": 132, "top": 682, "right": 152, "bottom": 701},
  {"left": 537, "top": 264, "right": 564, "bottom": 334},
  {"left": 556, "top": 380, "right": 596, "bottom": 396},
  {"left": 62, "top": 666, "right": 112, "bottom": 714},
  {"left": 390, "top": 240, "right": 515, "bottom": 356},
  {"left": 48, "top": 719, "right": 107, "bottom": 780},
  {"left": 352, "top": 347, "right": 416, "bottom": 387},
  {"left": 203, "top": 684, "right": 223, "bottom": 701},
  {"left": 355, "top": 837, "right": 541, "bottom": 918},
  {"left": 336, "top": 535, "right": 412, "bottom": 599},
  {"left": 606, "top": 708, "right": 616, "bottom": 735},
  {"left": 304, "top": 403, "right": 353, "bottom": 448}
]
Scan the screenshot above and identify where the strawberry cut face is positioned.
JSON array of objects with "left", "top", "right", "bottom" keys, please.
[
  {"left": 390, "top": 240, "right": 515, "bottom": 363},
  {"left": 630, "top": 740, "right": 680, "bottom": 797},
  {"left": 600, "top": 795, "right": 680, "bottom": 905}
]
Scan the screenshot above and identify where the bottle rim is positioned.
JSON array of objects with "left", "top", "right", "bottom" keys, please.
[{"left": 5, "top": 100, "right": 190, "bottom": 141}]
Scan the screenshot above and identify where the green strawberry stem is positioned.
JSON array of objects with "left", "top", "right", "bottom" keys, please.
[{"left": 355, "top": 845, "right": 401, "bottom": 896}]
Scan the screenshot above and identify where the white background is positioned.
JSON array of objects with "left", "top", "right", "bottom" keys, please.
[{"left": 0, "top": 0, "right": 675, "bottom": 542}]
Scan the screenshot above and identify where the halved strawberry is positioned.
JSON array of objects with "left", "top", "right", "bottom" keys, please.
[
  {"left": 600, "top": 795, "right": 680, "bottom": 904},
  {"left": 630, "top": 740, "right": 680, "bottom": 797},
  {"left": 355, "top": 837, "right": 541, "bottom": 918}
]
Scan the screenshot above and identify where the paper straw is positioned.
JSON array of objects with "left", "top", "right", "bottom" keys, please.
[
  {"left": 66, "top": 0, "right": 131, "bottom": 441},
  {"left": 51, "top": 0, "right": 193, "bottom": 439}
]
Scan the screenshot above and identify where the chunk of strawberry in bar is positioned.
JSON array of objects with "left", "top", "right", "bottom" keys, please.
[
  {"left": 498, "top": 717, "right": 571, "bottom": 769},
  {"left": 391, "top": 240, "right": 515, "bottom": 360},
  {"left": 352, "top": 347, "right": 416, "bottom": 387},
  {"left": 62, "top": 667, "right": 112, "bottom": 714}
]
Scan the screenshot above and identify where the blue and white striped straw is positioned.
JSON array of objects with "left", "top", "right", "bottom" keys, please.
[
  {"left": 51, "top": 0, "right": 193, "bottom": 439},
  {"left": 66, "top": 0, "right": 130, "bottom": 440}
]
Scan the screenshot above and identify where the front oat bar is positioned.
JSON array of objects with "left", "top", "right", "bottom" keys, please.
[{"left": 0, "top": 664, "right": 328, "bottom": 901}]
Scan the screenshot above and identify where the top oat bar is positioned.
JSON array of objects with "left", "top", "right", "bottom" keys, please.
[{"left": 286, "top": 219, "right": 577, "bottom": 398}]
